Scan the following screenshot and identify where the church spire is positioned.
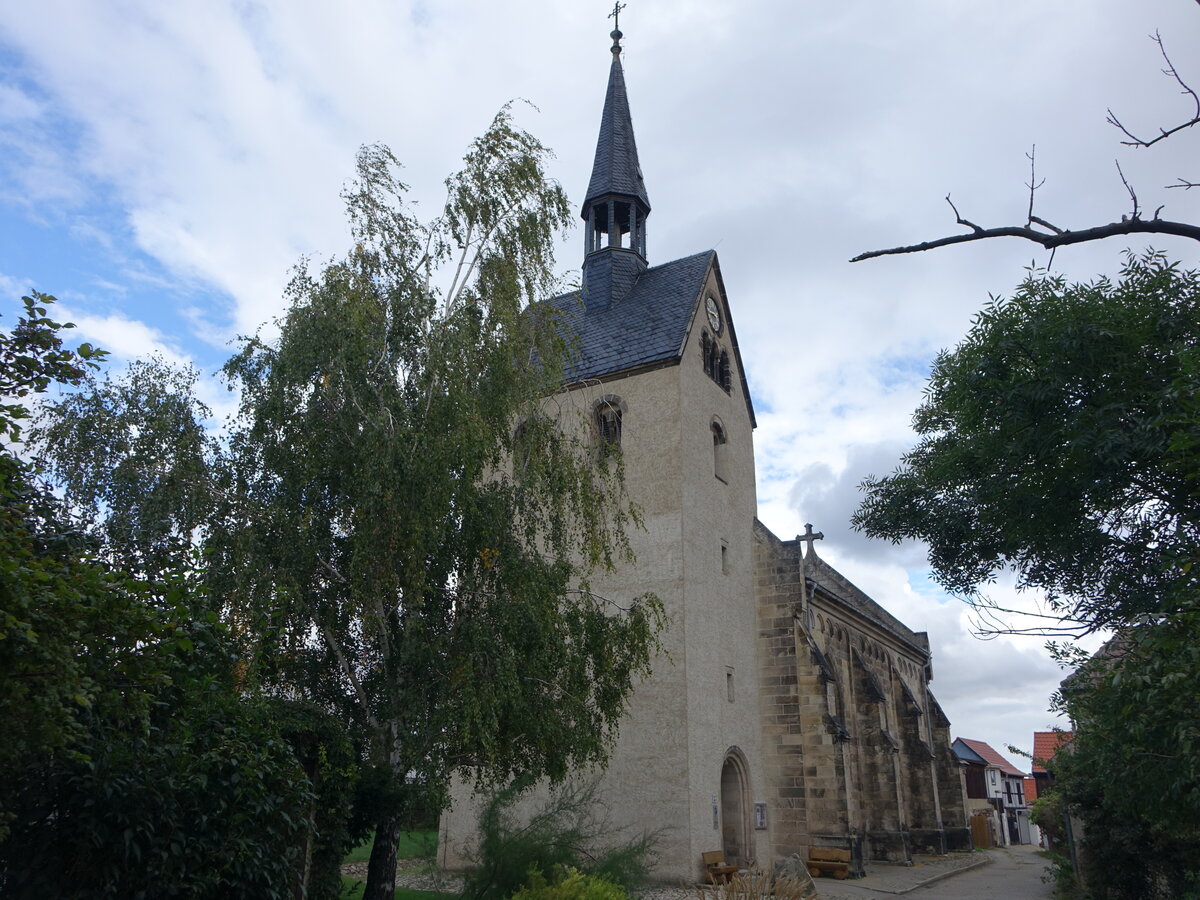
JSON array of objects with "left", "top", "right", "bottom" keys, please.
[{"left": 581, "top": 7, "right": 651, "bottom": 312}]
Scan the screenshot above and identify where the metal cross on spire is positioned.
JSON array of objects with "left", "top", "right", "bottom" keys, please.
[
  {"left": 608, "top": 1, "right": 627, "bottom": 31},
  {"left": 799, "top": 523, "right": 825, "bottom": 557},
  {"left": 608, "top": 1, "right": 627, "bottom": 54}
]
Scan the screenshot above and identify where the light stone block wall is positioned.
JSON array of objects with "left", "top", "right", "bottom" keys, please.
[
  {"left": 439, "top": 362, "right": 693, "bottom": 877},
  {"left": 442, "top": 270, "right": 768, "bottom": 883},
  {"left": 439, "top": 263, "right": 964, "bottom": 879},
  {"left": 676, "top": 270, "right": 767, "bottom": 877}
]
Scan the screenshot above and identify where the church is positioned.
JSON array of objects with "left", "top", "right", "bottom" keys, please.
[{"left": 439, "top": 25, "right": 969, "bottom": 882}]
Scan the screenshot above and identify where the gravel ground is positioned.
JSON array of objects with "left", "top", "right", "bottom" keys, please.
[
  {"left": 339, "top": 862, "right": 709, "bottom": 900},
  {"left": 340, "top": 858, "right": 465, "bottom": 893},
  {"left": 341, "top": 853, "right": 987, "bottom": 900}
]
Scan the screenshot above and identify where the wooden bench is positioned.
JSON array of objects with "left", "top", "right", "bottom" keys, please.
[
  {"left": 701, "top": 850, "right": 740, "bottom": 885},
  {"left": 806, "top": 847, "right": 851, "bottom": 880}
]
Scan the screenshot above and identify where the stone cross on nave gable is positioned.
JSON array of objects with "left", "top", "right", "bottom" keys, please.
[{"left": 799, "top": 523, "right": 824, "bottom": 558}]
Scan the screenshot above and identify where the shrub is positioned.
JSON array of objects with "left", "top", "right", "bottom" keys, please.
[
  {"left": 510, "top": 868, "right": 628, "bottom": 900},
  {"left": 461, "top": 779, "right": 657, "bottom": 900},
  {"left": 1, "top": 695, "right": 313, "bottom": 898}
]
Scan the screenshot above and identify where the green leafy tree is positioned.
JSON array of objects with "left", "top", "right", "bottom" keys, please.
[
  {"left": 1, "top": 297, "right": 357, "bottom": 898},
  {"left": 218, "top": 110, "right": 664, "bottom": 900},
  {"left": 1051, "top": 610, "right": 1200, "bottom": 899},
  {"left": 0, "top": 294, "right": 144, "bottom": 831},
  {"left": 32, "top": 356, "right": 220, "bottom": 582},
  {"left": 851, "top": 253, "right": 1200, "bottom": 895},
  {"left": 853, "top": 251, "right": 1200, "bottom": 635},
  {"left": 0, "top": 293, "right": 103, "bottom": 441}
]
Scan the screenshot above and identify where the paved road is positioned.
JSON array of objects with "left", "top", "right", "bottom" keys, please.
[{"left": 815, "top": 845, "right": 1053, "bottom": 900}]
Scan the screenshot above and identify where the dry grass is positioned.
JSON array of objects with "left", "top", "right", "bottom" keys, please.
[{"left": 694, "top": 872, "right": 816, "bottom": 900}]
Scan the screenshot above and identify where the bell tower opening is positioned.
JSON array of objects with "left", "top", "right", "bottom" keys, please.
[{"left": 579, "top": 23, "right": 651, "bottom": 310}]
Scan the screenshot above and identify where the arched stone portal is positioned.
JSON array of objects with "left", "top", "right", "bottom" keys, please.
[{"left": 720, "top": 749, "right": 751, "bottom": 865}]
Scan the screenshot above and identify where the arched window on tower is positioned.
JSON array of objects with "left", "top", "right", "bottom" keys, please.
[
  {"left": 712, "top": 418, "right": 728, "bottom": 482},
  {"left": 594, "top": 396, "right": 624, "bottom": 460},
  {"left": 719, "top": 350, "right": 731, "bottom": 392}
]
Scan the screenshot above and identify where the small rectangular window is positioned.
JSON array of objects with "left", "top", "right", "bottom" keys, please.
[
  {"left": 726, "top": 667, "right": 735, "bottom": 703},
  {"left": 721, "top": 541, "right": 729, "bottom": 575}
]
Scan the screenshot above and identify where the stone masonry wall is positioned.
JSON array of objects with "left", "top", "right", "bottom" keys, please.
[{"left": 754, "top": 524, "right": 809, "bottom": 863}]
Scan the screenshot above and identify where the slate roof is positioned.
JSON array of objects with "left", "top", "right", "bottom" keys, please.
[
  {"left": 1032, "top": 731, "right": 1073, "bottom": 773},
  {"left": 548, "top": 250, "right": 713, "bottom": 383},
  {"left": 583, "top": 53, "right": 651, "bottom": 214},
  {"left": 951, "top": 738, "right": 988, "bottom": 766},
  {"left": 956, "top": 738, "right": 1025, "bottom": 777},
  {"left": 804, "top": 553, "right": 929, "bottom": 657}
]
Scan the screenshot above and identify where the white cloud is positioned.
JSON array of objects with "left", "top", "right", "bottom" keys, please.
[
  {"left": 0, "top": 272, "right": 33, "bottom": 303},
  {"left": 56, "top": 307, "right": 189, "bottom": 368}
]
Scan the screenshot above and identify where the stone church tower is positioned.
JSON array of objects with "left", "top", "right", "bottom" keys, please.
[{"left": 439, "top": 28, "right": 968, "bottom": 882}]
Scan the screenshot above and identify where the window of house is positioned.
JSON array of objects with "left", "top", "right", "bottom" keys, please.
[
  {"left": 594, "top": 396, "right": 624, "bottom": 459},
  {"left": 712, "top": 419, "right": 728, "bottom": 481}
]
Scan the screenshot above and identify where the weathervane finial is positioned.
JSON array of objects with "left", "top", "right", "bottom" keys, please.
[{"left": 608, "top": 1, "right": 627, "bottom": 55}]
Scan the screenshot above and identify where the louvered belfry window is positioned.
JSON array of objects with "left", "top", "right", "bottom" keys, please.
[{"left": 701, "top": 332, "right": 731, "bottom": 394}]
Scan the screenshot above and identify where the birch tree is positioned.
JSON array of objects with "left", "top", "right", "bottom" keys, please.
[{"left": 218, "top": 110, "right": 663, "bottom": 900}]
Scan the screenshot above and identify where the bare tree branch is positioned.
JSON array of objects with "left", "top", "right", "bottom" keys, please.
[
  {"left": 1029, "top": 216, "right": 1063, "bottom": 234},
  {"left": 851, "top": 216, "right": 1200, "bottom": 262},
  {"left": 563, "top": 587, "right": 639, "bottom": 612},
  {"left": 855, "top": 24, "right": 1200, "bottom": 265},
  {"left": 1115, "top": 159, "right": 1140, "bottom": 220},
  {"left": 1106, "top": 30, "right": 1200, "bottom": 148},
  {"left": 962, "top": 595, "right": 1099, "bottom": 641},
  {"left": 945, "top": 194, "right": 982, "bottom": 233},
  {"left": 1025, "top": 145, "right": 1045, "bottom": 224},
  {"left": 320, "top": 623, "right": 379, "bottom": 729}
]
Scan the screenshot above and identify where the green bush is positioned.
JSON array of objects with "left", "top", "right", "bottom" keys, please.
[
  {"left": 510, "top": 868, "right": 628, "bottom": 900},
  {"left": 1, "top": 695, "right": 312, "bottom": 898},
  {"left": 1, "top": 628, "right": 357, "bottom": 898},
  {"left": 462, "top": 779, "right": 656, "bottom": 900}
]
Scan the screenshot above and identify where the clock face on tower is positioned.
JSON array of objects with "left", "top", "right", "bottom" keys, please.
[{"left": 705, "top": 295, "right": 721, "bottom": 334}]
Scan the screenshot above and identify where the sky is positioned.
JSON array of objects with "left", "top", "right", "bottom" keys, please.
[{"left": 3, "top": 0, "right": 1199, "bottom": 772}]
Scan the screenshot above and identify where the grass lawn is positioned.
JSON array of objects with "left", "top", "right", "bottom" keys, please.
[
  {"left": 344, "top": 828, "right": 439, "bottom": 864},
  {"left": 341, "top": 829, "right": 449, "bottom": 900}
]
